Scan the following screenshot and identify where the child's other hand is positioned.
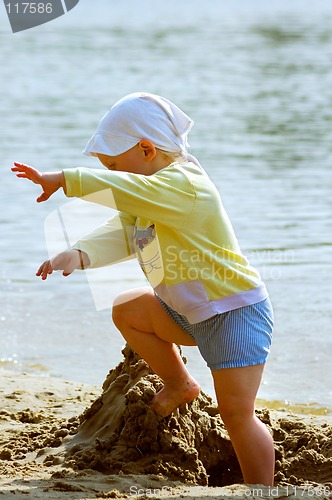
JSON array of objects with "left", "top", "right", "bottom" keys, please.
[
  {"left": 36, "top": 249, "right": 89, "bottom": 280},
  {"left": 11, "top": 162, "right": 65, "bottom": 202}
]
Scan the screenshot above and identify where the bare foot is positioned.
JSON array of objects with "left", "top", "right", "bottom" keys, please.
[{"left": 150, "top": 377, "right": 200, "bottom": 417}]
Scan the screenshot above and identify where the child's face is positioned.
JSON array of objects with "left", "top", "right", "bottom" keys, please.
[{"left": 96, "top": 145, "right": 145, "bottom": 174}]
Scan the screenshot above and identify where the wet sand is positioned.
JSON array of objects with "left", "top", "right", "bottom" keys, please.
[{"left": 1, "top": 346, "right": 331, "bottom": 499}]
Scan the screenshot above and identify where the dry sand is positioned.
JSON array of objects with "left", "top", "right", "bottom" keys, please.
[{"left": 0, "top": 345, "right": 331, "bottom": 499}]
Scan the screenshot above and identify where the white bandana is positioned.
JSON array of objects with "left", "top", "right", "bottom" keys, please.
[{"left": 83, "top": 92, "right": 194, "bottom": 157}]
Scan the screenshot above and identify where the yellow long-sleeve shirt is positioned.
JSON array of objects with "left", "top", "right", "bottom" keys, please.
[{"left": 63, "top": 161, "right": 267, "bottom": 323}]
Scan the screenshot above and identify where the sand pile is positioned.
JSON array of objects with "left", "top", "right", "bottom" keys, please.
[
  {"left": 58, "top": 344, "right": 332, "bottom": 488},
  {"left": 64, "top": 344, "right": 241, "bottom": 486}
]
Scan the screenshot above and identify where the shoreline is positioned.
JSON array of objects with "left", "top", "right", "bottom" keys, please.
[
  {"left": 1, "top": 366, "right": 331, "bottom": 499},
  {"left": 2, "top": 366, "right": 331, "bottom": 419}
]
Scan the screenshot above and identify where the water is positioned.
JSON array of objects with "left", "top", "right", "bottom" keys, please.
[{"left": 1, "top": 0, "right": 331, "bottom": 413}]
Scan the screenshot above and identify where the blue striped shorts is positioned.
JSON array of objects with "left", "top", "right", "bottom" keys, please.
[{"left": 156, "top": 296, "right": 274, "bottom": 371}]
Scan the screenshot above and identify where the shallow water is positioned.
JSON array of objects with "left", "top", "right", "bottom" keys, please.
[{"left": 1, "top": 0, "right": 331, "bottom": 413}]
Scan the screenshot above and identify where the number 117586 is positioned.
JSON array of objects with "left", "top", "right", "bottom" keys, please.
[{"left": 6, "top": 3, "right": 53, "bottom": 14}]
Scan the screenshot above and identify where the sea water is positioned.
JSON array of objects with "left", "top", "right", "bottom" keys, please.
[{"left": 0, "top": 0, "right": 331, "bottom": 413}]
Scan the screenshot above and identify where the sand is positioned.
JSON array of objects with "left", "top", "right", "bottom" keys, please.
[{"left": 0, "top": 345, "right": 331, "bottom": 499}]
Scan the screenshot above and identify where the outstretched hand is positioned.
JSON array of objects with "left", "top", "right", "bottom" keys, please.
[
  {"left": 11, "top": 162, "right": 65, "bottom": 202},
  {"left": 36, "top": 249, "right": 90, "bottom": 280}
]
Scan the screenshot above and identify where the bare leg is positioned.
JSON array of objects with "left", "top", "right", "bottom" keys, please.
[
  {"left": 112, "top": 287, "right": 200, "bottom": 417},
  {"left": 212, "top": 364, "right": 275, "bottom": 486}
]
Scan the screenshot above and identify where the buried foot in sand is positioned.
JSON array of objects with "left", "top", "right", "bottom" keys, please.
[{"left": 150, "top": 376, "right": 201, "bottom": 417}]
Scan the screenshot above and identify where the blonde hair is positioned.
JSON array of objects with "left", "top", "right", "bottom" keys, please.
[{"left": 156, "top": 148, "right": 187, "bottom": 164}]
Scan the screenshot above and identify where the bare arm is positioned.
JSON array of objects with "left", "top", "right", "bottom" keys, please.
[{"left": 11, "top": 162, "right": 66, "bottom": 202}]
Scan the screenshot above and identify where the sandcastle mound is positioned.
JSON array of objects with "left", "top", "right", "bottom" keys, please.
[
  {"left": 61, "top": 344, "right": 332, "bottom": 488},
  {"left": 64, "top": 345, "right": 241, "bottom": 486}
]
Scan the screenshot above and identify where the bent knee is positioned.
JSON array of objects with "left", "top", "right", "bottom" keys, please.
[
  {"left": 112, "top": 293, "right": 132, "bottom": 329},
  {"left": 112, "top": 302, "right": 125, "bottom": 330},
  {"left": 113, "top": 288, "right": 146, "bottom": 308},
  {"left": 112, "top": 287, "right": 153, "bottom": 330}
]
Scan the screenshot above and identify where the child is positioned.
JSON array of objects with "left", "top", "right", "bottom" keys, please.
[{"left": 12, "top": 92, "right": 274, "bottom": 485}]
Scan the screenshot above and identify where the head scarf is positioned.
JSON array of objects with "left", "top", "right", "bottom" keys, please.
[{"left": 83, "top": 92, "right": 194, "bottom": 157}]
